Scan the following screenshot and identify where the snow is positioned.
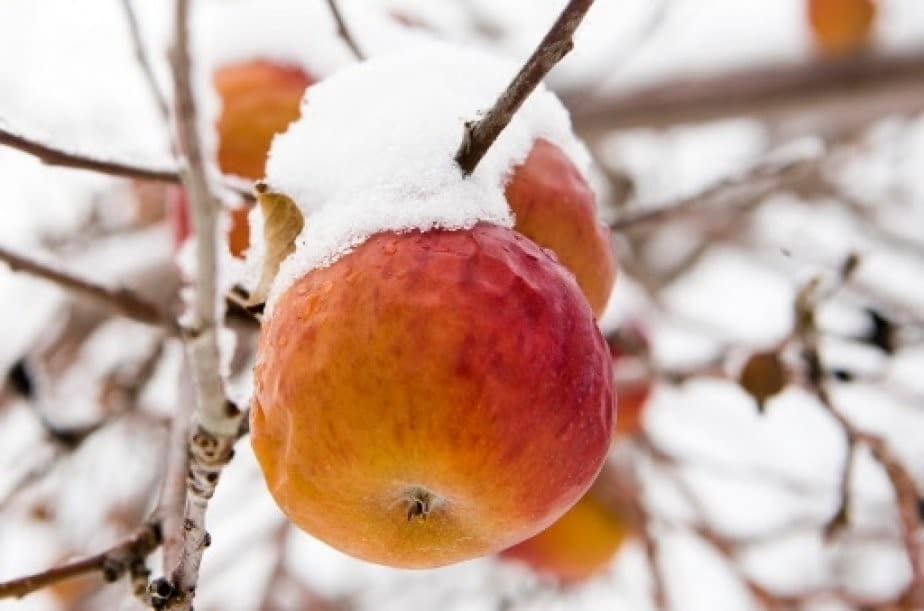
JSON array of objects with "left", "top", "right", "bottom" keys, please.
[
  {"left": 0, "top": 1, "right": 923, "bottom": 610},
  {"left": 259, "top": 43, "right": 592, "bottom": 315}
]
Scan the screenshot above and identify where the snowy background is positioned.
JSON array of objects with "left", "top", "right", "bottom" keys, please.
[{"left": 1, "top": 1, "right": 923, "bottom": 610}]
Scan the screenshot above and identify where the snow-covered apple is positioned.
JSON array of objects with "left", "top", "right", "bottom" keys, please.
[{"left": 247, "top": 47, "right": 617, "bottom": 568}]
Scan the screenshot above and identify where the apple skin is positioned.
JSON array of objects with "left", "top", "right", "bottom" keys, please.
[
  {"left": 251, "top": 222, "right": 614, "bottom": 568},
  {"left": 807, "top": 0, "right": 876, "bottom": 56},
  {"left": 606, "top": 324, "right": 652, "bottom": 438},
  {"left": 214, "top": 59, "right": 315, "bottom": 181},
  {"left": 505, "top": 139, "right": 616, "bottom": 317},
  {"left": 168, "top": 60, "right": 312, "bottom": 256},
  {"left": 167, "top": 187, "right": 250, "bottom": 258},
  {"left": 499, "top": 489, "right": 628, "bottom": 584}
]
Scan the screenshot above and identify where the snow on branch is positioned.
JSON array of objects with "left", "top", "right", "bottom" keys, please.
[
  {"left": 161, "top": 0, "right": 244, "bottom": 608},
  {"left": 0, "top": 244, "right": 181, "bottom": 335}
]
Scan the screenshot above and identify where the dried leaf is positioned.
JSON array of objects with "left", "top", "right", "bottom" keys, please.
[
  {"left": 738, "top": 351, "right": 787, "bottom": 412},
  {"left": 248, "top": 182, "right": 305, "bottom": 306}
]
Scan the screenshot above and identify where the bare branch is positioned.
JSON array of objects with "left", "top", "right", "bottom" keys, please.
[
  {"left": 796, "top": 274, "right": 924, "bottom": 608},
  {"left": 163, "top": 1, "right": 244, "bottom": 608},
  {"left": 570, "top": 52, "right": 924, "bottom": 136},
  {"left": 610, "top": 147, "right": 822, "bottom": 231},
  {"left": 118, "top": 0, "right": 170, "bottom": 122},
  {"left": 0, "top": 522, "right": 161, "bottom": 601},
  {"left": 0, "top": 122, "right": 254, "bottom": 200},
  {"left": 325, "top": 0, "right": 364, "bottom": 61},
  {"left": 455, "top": 0, "right": 595, "bottom": 175},
  {"left": 0, "top": 122, "right": 178, "bottom": 182},
  {"left": 0, "top": 244, "right": 180, "bottom": 336}
]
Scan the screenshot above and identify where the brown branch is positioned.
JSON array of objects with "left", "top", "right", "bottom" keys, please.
[
  {"left": 0, "top": 244, "right": 180, "bottom": 336},
  {"left": 0, "top": 522, "right": 161, "bottom": 601},
  {"left": 163, "top": 1, "right": 244, "bottom": 608},
  {"left": 570, "top": 51, "right": 924, "bottom": 136},
  {"left": 325, "top": 0, "right": 364, "bottom": 61},
  {"left": 610, "top": 146, "right": 822, "bottom": 231},
  {"left": 0, "top": 122, "right": 254, "bottom": 200},
  {"left": 0, "top": 123, "right": 178, "bottom": 182},
  {"left": 796, "top": 275, "right": 924, "bottom": 608},
  {"left": 118, "top": 0, "right": 170, "bottom": 122},
  {"left": 454, "top": 0, "right": 595, "bottom": 175}
]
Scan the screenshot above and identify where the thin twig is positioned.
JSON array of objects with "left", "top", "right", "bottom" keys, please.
[
  {"left": 0, "top": 123, "right": 253, "bottom": 200},
  {"left": 0, "top": 244, "right": 180, "bottom": 336},
  {"left": 570, "top": 51, "right": 924, "bottom": 136},
  {"left": 325, "top": 0, "right": 364, "bottom": 61},
  {"left": 454, "top": 0, "right": 595, "bottom": 175},
  {"left": 0, "top": 123, "right": 178, "bottom": 182},
  {"left": 796, "top": 275, "right": 924, "bottom": 608},
  {"left": 164, "top": 1, "right": 244, "bottom": 608},
  {"left": 610, "top": 148, "right": 822, "bottom": 231},
  {"left": 0, "top": 522, "right": 161, "bottom": 600},
  {"left": 118, "top": 0, "right": 170, "bottom": 122}
]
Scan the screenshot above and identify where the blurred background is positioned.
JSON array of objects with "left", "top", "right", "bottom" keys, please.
[{"left": 1, "top": 1, "right": 923, "bottom": 609}]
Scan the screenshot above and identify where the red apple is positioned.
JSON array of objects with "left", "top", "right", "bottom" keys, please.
[
  {"left": 168, "top": 59, "right": 314, "bottom": 256},
  {"left": 606, "top": 323, "right": 652, "bottom": 438},
  {"left": 251, "top": 222, "right": 614, "bottom": 568},
  {"left": 505, "top": 139, "right": 616, "bottom": 317}
]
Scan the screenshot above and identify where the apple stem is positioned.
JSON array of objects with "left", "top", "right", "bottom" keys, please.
[{"left": 454, "top": 0, "right": 595, "bottom": 176}]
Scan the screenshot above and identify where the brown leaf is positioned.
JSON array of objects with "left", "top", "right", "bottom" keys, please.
[
  {"left": 248, "top": 182, "right": 305, "bottom": 306},
  {"left": 738, "top": 351, "right": 788, "bottom": 412}
]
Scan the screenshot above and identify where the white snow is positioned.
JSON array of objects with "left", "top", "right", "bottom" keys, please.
[{"left": 258, "top": 43, "right": 591, "bottom": 315}]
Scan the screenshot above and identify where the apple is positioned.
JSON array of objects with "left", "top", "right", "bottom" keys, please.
[
  {"left": 606, "top": 323, "right": 652, "bottom": 437},
  {"left": 250, "top": 222, "right": 614, "bottom": 568},
  {"left": 169, "top": 59, "right": 314, "bottom": 256},
  {"left": 807, "top": 0, "right": 876, "bottom": 56},
  {"left": 505, "top": 139, "right": 616, "bottom": 317},
  {"left": 214, "top": 59, "right": 315, "bottom": 181},
  {"left": 499, "top": 489, "right": 628, "bottom": 584}
]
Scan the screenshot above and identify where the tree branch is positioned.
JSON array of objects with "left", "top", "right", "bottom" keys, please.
[
  {"left": 0, "top": 244, "right": 181, "bottom": 336},
  {"left": 454, "top": 0, "right": 595, "bottom": 175},
  {"left": 0, "top": 522, "right": 161, "bottom": 601},
  {"left": 0, "top": 122, "right": 178, "bottom": 182},
  {"left": 118, "top": 0, "right": 170, "bottom": 123},
  {"left": 796, "top": 274, "right": 924, "bottom": 608},
  {"left": 610, "top": 144, "right": 823, "bottom": 231},
  {"left": 0, "top": 122, "right": 253, "bottom": 200},
  {"left": 570, "top": 51, "right": 924, "bottom": 136},
  {"left": 163, "top": 1, "right": 244, "bottom": 608},
  {"left": 325, "top": 0, "right": 364, "bottom": 61}
]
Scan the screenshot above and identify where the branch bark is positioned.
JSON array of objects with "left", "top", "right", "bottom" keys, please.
[
  {"left": 0, "top": 122, "right": 253, "bottom": 200},
  {"left": 610, "top": 144, "right": 823, "bottom": 231},
  {"left": 0, "top": 123, "right": 178, "bottom": 182},
  {"left": 796, "top": 275, "right": 924, "bottom": 608},
  {"left": 0, "top": 522, "right": 161, "bottom": 601},
  {"left": 118, "top": 0, "right": 170, "bottom": 122},
  {"left": 454, "top": 0, "right": 595, "bottom": 175},
  {"left": 0, "top": 244, "right": 181, "bottom": 335},
  {"left": 570, "top": 51, "right": 924, "bottom": 136},
  {"left": 325, "top": 0, "right": 364, "bottom": 61},
  {"left": 163, "top": 1, "right": 244, "bottom": 608}
]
